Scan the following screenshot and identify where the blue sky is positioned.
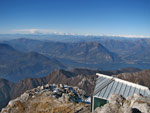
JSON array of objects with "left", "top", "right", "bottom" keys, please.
[{"left": 0, "top": 0, "right": 150, "bottom": 37}]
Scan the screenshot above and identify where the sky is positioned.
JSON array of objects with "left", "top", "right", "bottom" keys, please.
[{"left": 0, "top": 0, "right": 150, "bottom": 37}]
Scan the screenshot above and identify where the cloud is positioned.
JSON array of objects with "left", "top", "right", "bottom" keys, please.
[
  {"left": 12, "top": 29, "right": 80, "bottom": 36},
  {"left": 99, "top": 34, "right": 150, "bottom": 38},
  {"left": 82, "top": 34, "right": 150, "bottom": 38},
  {"left": 12, "top": 29, "right": 63, "bottom": 34},
  {"left": 11, "top": 29, "right": 150, "bottom": 38}
]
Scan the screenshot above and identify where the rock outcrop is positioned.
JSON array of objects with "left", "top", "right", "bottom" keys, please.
[
  {"left": 1, "top": 84, "right": 90, "bottom": 113},
  {"left": 0, "top": 68, "right": 110, "bottom": 111},
  {"left": 94, "top": 94, "right": 150, "bottom": 113}
]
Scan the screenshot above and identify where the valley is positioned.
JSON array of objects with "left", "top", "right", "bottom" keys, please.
[{"left": 2, "top": 36, "right": 150, "bottom": 70}]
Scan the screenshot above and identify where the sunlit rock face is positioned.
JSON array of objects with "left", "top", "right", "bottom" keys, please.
[
  {"left": 1, "top": 84, "right": 91, "bottom": 113},
  {"left": 94, "top": 94, "right": 150, "bottom": 113}
]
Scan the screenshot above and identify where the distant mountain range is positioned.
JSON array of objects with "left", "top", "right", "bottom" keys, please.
[
  {"left": 4, "top": 38, "right": 119, "bottom": 63},
  {"left": 0, "top": 36, "right": 149, "bottom": 81},
  {"left": 0, "top": 43, "right": 65, "bottom": 81},
  {"left": 3, "top": 37, "right": 150, "bottom": 69},
  {"left": 0, "top": 33, "right": 149, "bottom": 42},
  {"left": 99, "top": 38, "right": 150, "bottom": 64}
]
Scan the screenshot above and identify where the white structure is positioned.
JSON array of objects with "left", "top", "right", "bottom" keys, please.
[{"left": 92, "top": 73, "right": 150, "bottom": 112}]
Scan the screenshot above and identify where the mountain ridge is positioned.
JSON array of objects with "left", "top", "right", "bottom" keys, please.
[
  {"left": 0, "top": 43, "right": 65, "bottom": 81},
  {"left": 4, "top": 38, "right": 119, "bottom": 64},
  {"left": 4, "top": 38, "right": 150, "bottom": 70}
]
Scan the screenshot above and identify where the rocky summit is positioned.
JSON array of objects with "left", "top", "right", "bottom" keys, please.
[
  {"left": 94, "top": 94, "right": 150, "bottom": 113},
  {"left": 1, "top": 84, "right": 90, "bottom": 113}
]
